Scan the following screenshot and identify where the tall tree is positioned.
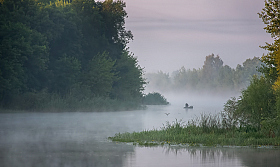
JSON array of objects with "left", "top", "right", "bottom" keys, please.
[
  {"left": 82, "top": 52, "right": 116, "bottom": 97},
  {"left": 111, "top": 51, "right": 145, "bottom": 101},
  {"left": 258, "top": 0, "right": 280, "bottom": 82},
  {"left": 202, "top": 54, "right": 223, "bottom": 88},
  {"left": 0, "top": 1, "right": 49, "bottom": 100},
  {"left": 237, "top": 76, "right": 275, "bottom": 130}
]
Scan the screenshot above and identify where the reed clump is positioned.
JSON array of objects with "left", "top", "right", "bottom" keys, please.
[{"left": 109, "top": 115, "right": 280, "bottom": 147}]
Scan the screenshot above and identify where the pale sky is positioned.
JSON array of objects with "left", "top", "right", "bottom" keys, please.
[{"left": 123, "top": 0, "right": 273, "bottom": 73}]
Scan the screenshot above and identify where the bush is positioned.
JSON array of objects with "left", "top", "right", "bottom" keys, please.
[
  {"left": 142, "top": 92, "right": 169, "bottom": 105},
  {"left": 237, "top": 75, "right": 276, "bottom": 131}
]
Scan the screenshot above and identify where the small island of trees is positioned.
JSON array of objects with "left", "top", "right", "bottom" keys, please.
[{"left": 142, "top": 92, "right": 169, "bottom": 105}]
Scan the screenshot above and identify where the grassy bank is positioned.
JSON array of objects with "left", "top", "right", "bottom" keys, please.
[{"left": 109, "top": 118, "right": 280, "bottom": 147}]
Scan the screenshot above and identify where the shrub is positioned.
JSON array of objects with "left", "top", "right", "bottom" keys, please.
[{"left": 142, "top": 92, "right": 169, "bottom": 105}]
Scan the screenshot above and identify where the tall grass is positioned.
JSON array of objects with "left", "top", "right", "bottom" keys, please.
[{"left": 109, "top": 115, "right": 280, "bottom": 147}]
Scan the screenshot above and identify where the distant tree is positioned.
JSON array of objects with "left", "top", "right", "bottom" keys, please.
[
  {"left": 145, "top": 71, "right": 171, "bottom": 92},
  {"left": 145, "top": 55, "right": 263, "bottom": 93},
  {"left": 218, "top": 65, "right": 234, "bottom": 89},
  {"left": 187, "top": 68, "right": 200, "bottom": 88},
  {"left": 233, "top": 57, "right": 263, "bottom": 90},
  {"left": 202, "top": 54, "right": 223, "bottom": 88},
  {"left": 173, "top": 66, "right": 188, "bottom": 89}
]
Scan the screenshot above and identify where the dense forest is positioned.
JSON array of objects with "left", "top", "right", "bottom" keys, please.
[
  {"left": 145, "top": 55, "right": 263, "bottom": 93},
  {"left": 0, "top": 0, "right": 146, "bottom": 111}
]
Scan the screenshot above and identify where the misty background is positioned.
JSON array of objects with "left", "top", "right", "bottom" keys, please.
[{"left": 124, "top": 0, "right": 273, "bottom": 73}]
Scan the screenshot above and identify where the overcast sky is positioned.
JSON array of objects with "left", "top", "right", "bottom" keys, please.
[{"left": 123, "top": 0, "right": 274, "bottom": 73}]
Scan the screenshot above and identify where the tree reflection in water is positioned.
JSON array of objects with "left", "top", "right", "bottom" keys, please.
[{"left": 124, "top": 145, "right": 280, "bottom": 167}]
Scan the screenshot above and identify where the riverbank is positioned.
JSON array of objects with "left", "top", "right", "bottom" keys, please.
[
  {"left": 109, "top": 119, "right": 280, "bottom": 147},
  {"left": 0, "top": 94, "right": 144, "bottom": 112},
  {"left": 0, "top": 91, "right": 171, "bottom": 112}
]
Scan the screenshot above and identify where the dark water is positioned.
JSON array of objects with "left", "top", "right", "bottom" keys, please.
[{"left": 0, "top": 95, "right": 280, "bottom": 167}]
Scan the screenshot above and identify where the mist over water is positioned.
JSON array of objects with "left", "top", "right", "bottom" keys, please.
[{"left": 1, "top": 92, "right": 279, "bottom": 167}]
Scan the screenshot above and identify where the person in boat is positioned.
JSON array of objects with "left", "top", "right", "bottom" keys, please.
[{"left": 185, "top": 103, "right": 189, "bottom": 108}]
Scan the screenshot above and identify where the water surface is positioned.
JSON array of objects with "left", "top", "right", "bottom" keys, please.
[{"left": 0, "top": 95, "right": 279, "bottom": 167}]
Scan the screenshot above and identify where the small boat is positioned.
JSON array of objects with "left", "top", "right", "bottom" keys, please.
[{"left": 184, "top": 103, "right": 193, "bottom": 109}]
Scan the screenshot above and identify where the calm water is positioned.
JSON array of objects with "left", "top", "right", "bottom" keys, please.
[{"left": 0, "top": 94, "right": 279, "bottom": 167}]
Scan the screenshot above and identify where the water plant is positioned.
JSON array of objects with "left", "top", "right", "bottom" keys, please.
[{"left": 109, "top": 115, "right": 280, "bottom": 147}]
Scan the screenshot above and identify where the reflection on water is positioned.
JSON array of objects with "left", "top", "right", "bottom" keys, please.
[
  {"left": 0, "top": 95, "right": 279, "bottom": 167},
  {"left": 124, "top": 146, "right": 280, "bottom": 167},
  {"left": 1, "top": 141, "right": 132, "bottom": 167}
]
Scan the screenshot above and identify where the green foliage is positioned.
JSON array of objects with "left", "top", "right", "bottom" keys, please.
[
  {"left": 109, "top": 117, "right": 280, "bottom": 147},
  {"left": 0, "top": 0, "right": 146, "bottom": 110},
  {"left": 142, "top": 92, "right": 169, "bottom": 105},
  {"left": 0, "top": 18, "right": 49, "bottom": 97},
  {"left": 258, "top": 0, "right": 280, "bottom": 39},
  {"left": 237, "top": 76, "right": 276, "bottom": 130},
  {"left": 0, "top": 89, "right": 143, "bottom": 111},
  {"left": 82, "top": 52, "right": 116, "bottom": 97},
  {"left": 221, "top": 97, "right": 239, "bottom": 130},
  {"left": 50, "top": 54, "right": 81, "bottom": 95},
  {"left": 110, "top": 51, "right": 146, "bottom": 102},
  {"left": 258, "top": 0, "right": 280, "bottom": 82}
]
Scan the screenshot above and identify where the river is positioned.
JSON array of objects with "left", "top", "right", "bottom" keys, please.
[{"left": 0, "top": 94, "right": 279, "bottom": 167}]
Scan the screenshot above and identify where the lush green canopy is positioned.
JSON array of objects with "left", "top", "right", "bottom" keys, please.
[{"left": 0, "top": 0, "right": 145, "bottom": 110}]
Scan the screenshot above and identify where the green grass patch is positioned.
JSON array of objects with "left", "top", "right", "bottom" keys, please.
[{"left": 109, "top": 119, "right": 280, "bottom": 147}]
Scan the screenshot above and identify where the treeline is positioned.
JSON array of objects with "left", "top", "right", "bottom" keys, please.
[
  {"left": 145, "top": 55, "right": 262, "bottom": 93},
  {"left": 0, "top": 0, "right": 145, "bottom": 111}
]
